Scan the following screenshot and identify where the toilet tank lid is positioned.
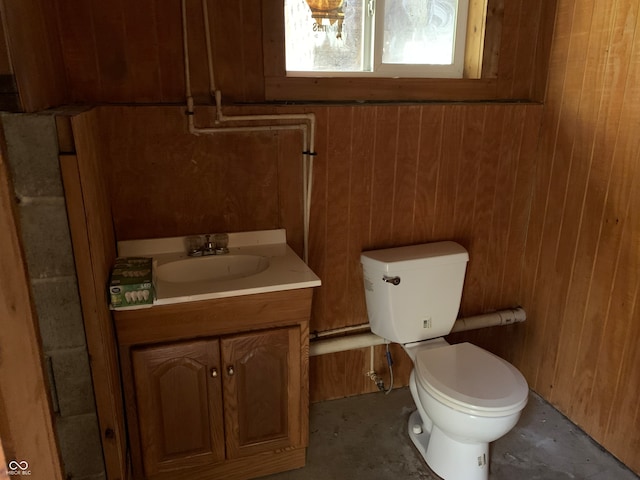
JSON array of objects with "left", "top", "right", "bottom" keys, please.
[{"left": 361, "top": 241, "right": 469, "bottom": 272}]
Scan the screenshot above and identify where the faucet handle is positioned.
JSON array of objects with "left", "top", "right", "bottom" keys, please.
[
  {"left": 186, "top": 235, "right": 203, "bottom": 256},
  {"left": 214, "top": 233, "right": 229, "bottom": 254},
  {"left": 203, "top": 234, "right": 214, "bottom": 250}
]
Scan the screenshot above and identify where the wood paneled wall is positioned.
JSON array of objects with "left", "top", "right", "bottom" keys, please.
[
  {"left": 54, "top": 0, "right": 264, "bottom": 104},
  {"left": 307, "top": 104, "right": 542, "bottom": 331},
  {"left": 1, "top": 0, "right": 67, "bottom": 111},
  {"left": 98, "top": 106, "right": 305, "bottom": 257},
  {"left": 93, "top": 102, "right": 543, "bottom": 403},
  {"left": 459, "top": 0, "right": 640, "bottom": 473},
  {"left": 50, "top": 0, "right": 555, "bottom": 104},
  {"left": 97, "top": 103, "right": 542, "bottom": 332}
]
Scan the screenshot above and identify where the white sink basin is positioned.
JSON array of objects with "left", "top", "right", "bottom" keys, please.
[
  {"left": 115, "top": 230, "right": 321, "bottom": 306},
  {"left": 156, "top": 255, "right": 270, "bottom": 283}
]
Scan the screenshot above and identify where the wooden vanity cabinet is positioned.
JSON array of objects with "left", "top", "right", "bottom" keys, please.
[
  {"left": 116, "top": 289, "right": 312, "bottom": 480},
  {"left": 222, "top": 328, "right": 301, "bottom": 459},
  {"left": 131, "top": 339, "right": 225, "bottom": 476}
]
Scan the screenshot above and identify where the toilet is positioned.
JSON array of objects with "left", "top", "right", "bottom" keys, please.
[{"left": 361, "top": 241, "right": 528, "bottom": 480}]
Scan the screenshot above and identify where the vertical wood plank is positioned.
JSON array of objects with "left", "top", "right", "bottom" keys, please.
[
  {"left": 308, "top": 107, "right": 328, "bottom": 330},
  {"left": 435, "top": 106, "right": 464, "bottom": 240},
  {"left": 392, "top": 106, "right": 422, "bottom": 246},
  {"left": 1, "top": 0, "right": 68, "bottom": 110},
  {"left": 348, "top": 106, "right": 377, "bottom": 325},
  {"left": 453, "top": 106, "right": 484, "bottom": 246},
  {"left": 123, "top": 0, "right": 161, "bottom": 102},
  {"left": 481, "top": 0, "right": 504, "bottom": 78},
  {"left": 90, "top": 0, "right": 129, "bottom": 101},
  {"left": 489, "top": 106, "right": 526, "bottom": 308},
  {"left": 512, "top": 106, "right": 542, "bottom": 302},
  {"left": 155, "top": 0, "right": 185, "bottom": 102},
  {"left": 277, "top": 129, "right": 305, "bottom": 257},
  {"left": 210, "top": 1, "right": 245, "bottom": 102},
  {"left": 324, "top": 107, "right": 353, "bottom": 330},
  {"left": 462, "top": 105, "right": 500, "bottom": 314},
  {"left": 412, "top": 106, "right": 444, "bottom": 243},
  {"left": 184, "top": 0, "right": 210, "bottom": 102},
  {"left": 511, "top": 1, "right": 543, "bottom": 98},
  {"left": 65, "top": 110, "right": 128, "bottom": 479},
  {"left": 369, "top": 106, "right": 399, "bottom": 248},
  {"left": 0, "top": 127, "right": 63, "bottom": 480},
  {"left": 464, "top": 0, "right": 488, "bottom": 78},
  {"left": 497, "top": 105, "right": 541, "bottom": 363},
  {"left": 495, "top": 0, "right": 521, "bottom": 95},
  {"left": 240, "top": 0, "right": 266, "bottom": 101},
  {"left": 532, "top": 0, "right": 560, "bottom": 101},
  {"left": 261, "top": 0, "right": 286, "bottom": 78},
  {"left": 309, "top": 353, "right": 346, "bottom": 402}
]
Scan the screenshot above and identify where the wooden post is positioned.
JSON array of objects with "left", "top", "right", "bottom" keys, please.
[{"left": 0, "top": 121, "right": 63, "bottom": 480}]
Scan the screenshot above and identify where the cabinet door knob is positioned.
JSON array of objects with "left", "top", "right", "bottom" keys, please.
[
  {"left": 227, "top": 366, "right": 235, "bottom": 376},
  {"left": 210, "top": 368, "right": 218, "bottom": 378}
]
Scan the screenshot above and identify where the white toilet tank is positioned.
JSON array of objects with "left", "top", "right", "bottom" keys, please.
[{"left": 361, "top": 242, "right": 469, "bottom": 344}]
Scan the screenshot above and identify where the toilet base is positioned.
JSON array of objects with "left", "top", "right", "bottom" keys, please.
[
  {"left": 407, "top": 410, "right": 431, "bottom": 458},
  {"left": 407, "top": 410, "right": 489, "bottom": 480}
]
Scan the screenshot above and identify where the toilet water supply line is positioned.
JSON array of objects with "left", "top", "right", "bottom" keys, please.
[{"left": 181, "top": 0, "right": 316, "bottom": 263}]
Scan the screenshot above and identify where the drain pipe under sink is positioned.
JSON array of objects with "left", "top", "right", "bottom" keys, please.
[{"left": 309, "top": 307, "right": 527, "bottom": 357}]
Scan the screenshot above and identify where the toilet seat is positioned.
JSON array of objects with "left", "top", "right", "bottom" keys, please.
[{"left": 415, "top": 342, "right": 528, "bottom": 418}]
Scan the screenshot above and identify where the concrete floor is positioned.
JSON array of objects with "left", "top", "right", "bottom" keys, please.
[{"left": 265, "top": 388, "right": 639, "bottom": 480}]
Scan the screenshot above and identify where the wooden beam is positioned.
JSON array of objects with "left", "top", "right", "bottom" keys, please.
[
  {"left": 464, "top": 0, "right": 489, "bottom": 78},
  {"left": 60, "top": 109, "right": 127, "bottom": 480},
  {"left": 0, "top": 119, "right": 63, "bottom": 480}
]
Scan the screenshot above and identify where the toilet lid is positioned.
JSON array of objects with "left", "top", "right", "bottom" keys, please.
[{"left": 415, "top": 343, "right": 529, "bottom": 417}]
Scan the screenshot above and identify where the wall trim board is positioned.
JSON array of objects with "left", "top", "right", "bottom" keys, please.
[
  {"left": 0, "top": 122, "right": 63, "bottom": 480},
  {"left": 58, "top": 111, "right": 127, "bottom": 480}
]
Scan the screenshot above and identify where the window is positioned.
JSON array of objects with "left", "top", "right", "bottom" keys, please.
[{"left": 284, "top": 0, "right": 469, "bottom": 78}]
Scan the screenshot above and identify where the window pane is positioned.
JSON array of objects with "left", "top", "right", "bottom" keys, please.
[
  {"left": 285, "top": 0, "right": 365, "bottom": 72},
  {"left": 382, "top": 0, "right": 458, "bottom": 65}
]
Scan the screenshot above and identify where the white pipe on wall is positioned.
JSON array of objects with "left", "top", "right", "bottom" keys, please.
[
  {"left": 450, "top": 307, "right": 526, "bottom": 333},
  {"left": 181, "top": 0, "right": 316, "bottom": 263},
  {"left": 311, "top": 333, "right": 387, "bottom": 357},
  {"left": 309, "top": 307, "right": 527, "bottom": 357}
]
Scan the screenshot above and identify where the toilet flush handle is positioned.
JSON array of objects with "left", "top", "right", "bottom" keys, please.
[{"left": 382, "top": 275, "right": 401, "bottom": 286}]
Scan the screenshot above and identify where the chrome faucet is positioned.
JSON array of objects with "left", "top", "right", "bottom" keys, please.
[
  {"left": 187, "top": 233, "right": 229, "bottom": 256},
  {"left": 188, "top": 234, "right": 216, "bottom": 256},
  {"left": 202, "top": 234, "right": 215, "bottom": 255}
]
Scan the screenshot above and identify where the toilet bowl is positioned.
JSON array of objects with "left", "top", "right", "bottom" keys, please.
[
  {"left": 408, "top": 342, "right": 528, "bottom": 480},
  {"left": 360, "top": 241, "right": 529, "bottom": 480}
]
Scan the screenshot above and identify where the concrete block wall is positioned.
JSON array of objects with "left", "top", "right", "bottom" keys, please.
[{"left": 1, "top": 113, "right": 105, "bottom": 480}]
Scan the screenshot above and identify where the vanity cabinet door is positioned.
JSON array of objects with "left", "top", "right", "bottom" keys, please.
[
  {"left": 221, "top": 327, "right": 302, "bottom": 458},
  {"left": 132, "top": 339, "right": 225, "bottom": 476}
]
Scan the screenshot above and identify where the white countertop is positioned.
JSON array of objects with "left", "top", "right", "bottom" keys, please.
[{"left": 116, "top": 229, "right": 321, "bottom": 307}]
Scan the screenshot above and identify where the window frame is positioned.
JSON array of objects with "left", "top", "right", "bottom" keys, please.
[
  {"left": 284, "top": 0, "right": 470, "bottom": 79},
  {"left": 261, "top": 0, "right": 555, "bottom": 103}
]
